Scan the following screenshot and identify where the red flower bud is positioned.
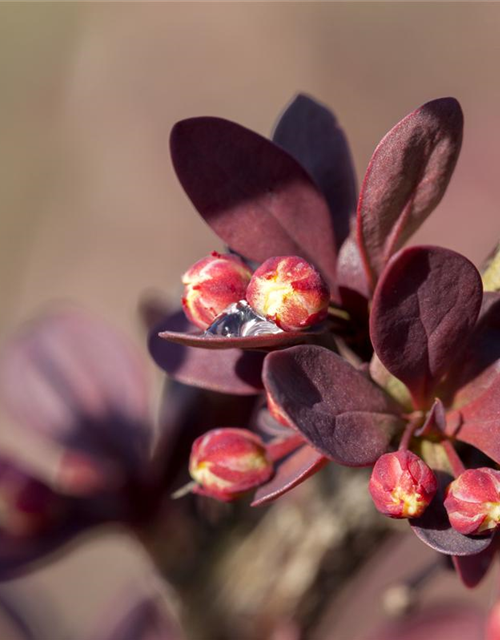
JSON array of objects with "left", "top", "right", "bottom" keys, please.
[
  {"left": 444, "top": 468, "right": 500, "bottom": 535},
  {"left": 246, "top": 256, "right": 329, "bottom": 331},
  {"left": 182, "top": 252, "right": 252, "bottom": 329},
  {"left": 369, "top": 450, "right": 438, "bottom": 519},
  {"left": 189, "top": 428, "right": 273, "bottom": 502}
]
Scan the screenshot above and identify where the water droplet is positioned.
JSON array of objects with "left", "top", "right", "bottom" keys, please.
[{"left": 204, "top": 301, "right": 283, "bottom": 338}]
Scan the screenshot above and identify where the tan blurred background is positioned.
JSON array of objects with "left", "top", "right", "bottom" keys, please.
[{"left": 1, "top": 3, "right": 500, "bottom": 638}]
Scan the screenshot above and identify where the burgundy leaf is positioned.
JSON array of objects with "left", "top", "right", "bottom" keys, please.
[
  {"left": 410, "top": 472, "right": 492, "bottom": 556},
  {"left": 170, "top": 117, "right": 339, "bottom": 296},
  {"left": 447, "top": 292, "right": 500, "bottom": 409},
  {"left": 0, "top": 309, "right": 152, "bottom": 475},
  {"left": 158, "top": 327, "right": 322, "bottom": 351},
  {"left": 251, "top": 443, "right": 326, "bottom": 506},
  {"left": 357, "top": 97, "right": 463, "bottom": 288},
  {"left": 149, "top": 311, "right": 264, "bottom": 395},
  {"left": 272, "top": 93, "right": 357, "bottom": 250},
  {"left": 452, "top": 538, "right": 498, "bottom": 588},
  {"left": 370, "top": 246, "right": 482, "bottom": 409},
  {"left": 263, "top": 345, "right": 403, "bottom": 466}
]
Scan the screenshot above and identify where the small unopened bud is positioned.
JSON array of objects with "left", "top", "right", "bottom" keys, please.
[
  {"left": 189, "top": 428, "right": 273, "bottom": 502},
  {"left": 0, "top": 462, "right": 62, "bottom": 537},
  {"left": 369, "top": 450, "right": 438, "bottom": 519},
  {"left": 182, "top": 252, "right": 252, "bottom": 329},
  {"left": 246, "top": 256, "right": 329, "bottom": 331},
  {"left": 444, "top": 468, "right": 500, "bottom": 535}
]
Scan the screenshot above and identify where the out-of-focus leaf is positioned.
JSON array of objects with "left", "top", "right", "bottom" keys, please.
[
  {"left": 410, "top": 471, "right": 492, "bottom": 556},
  {"left": 272, "top": 93, "right": 357, "bottom": 250},
  {"left": 149, "top": 311, "right": 264, "bottom": 395},
  {"left": 361, "top": 605, "right": 484, "bottom": 640},
  {"left": 263, "top": 345, "right": 403, "bottom": 466},
  {"left": 452, "top": 538, "right": 498, "bottom": 588},
  {"left": 251, "top": 443, "right": 326, "bottom": 506},
  {"left": 357, "top": 98, "right": 463, "bottom": 289},
  {"left": 170, "top": 117, "right": 339, "bottom": 296},
  {"left": 88, "top": 590, "right": 184, "bottom": 640},
  {"left": 370, "top": 246, "right": 482, "bottom": 409},
  {"left": 482, "top": 241, "right": 500, "bottom": 292},
  {"left": 0, "top": 309, "right": 152, "bottom": 478},
  {"left": 0, "top": 516, "right": 87, "bottom": 581}
]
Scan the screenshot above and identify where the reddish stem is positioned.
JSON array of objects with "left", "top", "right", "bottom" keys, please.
[
  {"left": 399, "top": 417, "right": 421, "bottom": 452},
  {"left": 442, "top": 440, "right": 466, "bottom": 478}
]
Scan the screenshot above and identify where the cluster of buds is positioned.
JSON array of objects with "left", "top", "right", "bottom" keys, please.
[
  {"left": 188, "top": 428, "right": 274, "bottom": 502},
  {"left": 368, "top": 450, "right": 438, "bottom": 519},
  {"left": 182, "top": 253, "right": 330, "bottom": 332}
]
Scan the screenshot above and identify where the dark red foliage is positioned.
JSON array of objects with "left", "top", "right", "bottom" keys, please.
[
  {"left": 357, "top": 97, "right": 463, "bottom": 290},
  {"left": 170, "top": 116, "right": 339, "bottom": 296}
]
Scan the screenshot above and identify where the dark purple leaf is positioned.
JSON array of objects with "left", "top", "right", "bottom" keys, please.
[
  {"left": 447, "top": 292, "right": 500, "bottom": 409},
  {"left": 263, "top": 345, "right": 403, "bottom": 466},
  {"left": 272, "top": 93, "right": 357, "bottom": 250},
  {"left": 170, "top": 117, "right": 339, "bottom": 295},
  {"left": 357, "top": 97, "right": 463, "bottom": 288},
  {"left": 88, "top": 590, "right": 183, "bottom": 640},
  {"left": 251, "top": 443, "right": 326, "bottom": 506},
  {"left": 370, "top": 246, "right": 482, "bottom": 409},
  {"left": 452, "top": 538, "right": 497, "bottom": 588},
  {"left": 149, "top": 311, "right": 264, "bottom": 395},
  {"left": 0, "top": 309, "right": 152, "bottom": 477},
  {"left": 410, "top": 471, "right": 492, "bottom": 556},
  {"left": 362, "top": 605, "right": 484, "bottom": 640}
]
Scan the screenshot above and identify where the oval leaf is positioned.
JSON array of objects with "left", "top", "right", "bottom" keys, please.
[
  {"left": 149, "top": 311, "right": 264, "bottom": 395},
  {"left": 410, "top": 471, "right": 492, "bottom": 556},
  {"left": 263, "top": 345, "right": 403, "bottom": 466},
  {"left": 272, "top": 93, "right": 357, "bottom": 250},
  {"left": 170, "top": 117, "right": 339, "bottom": 295},
  {"left": 251, "top": 443, "right": 326, "bottom": 506},
  {"left": 357, "top": 97, "right": 463, "bottom": 288},
  {"left": 370, "top": 246, "right": 482, "bottom": 409}
]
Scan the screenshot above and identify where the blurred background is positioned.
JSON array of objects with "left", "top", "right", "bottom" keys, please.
[{"left": 1, "top": 3, "right": 500, "bottom": 639}]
